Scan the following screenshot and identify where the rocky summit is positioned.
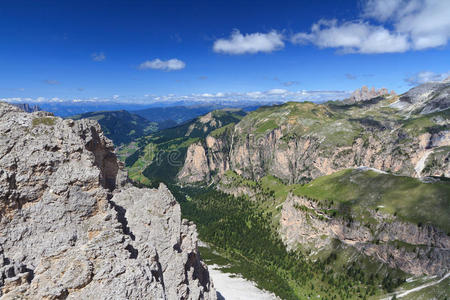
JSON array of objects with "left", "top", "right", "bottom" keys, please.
[
  {"left": 347, "top": 86, "right": 394, "bottom": 103},
  {"left": 0, "top": 103, "right": 216, "bottom": 299}
]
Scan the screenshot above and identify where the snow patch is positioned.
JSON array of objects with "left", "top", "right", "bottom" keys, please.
[{"left": 209, "top": 265, "right": 278, "bottom": 300}]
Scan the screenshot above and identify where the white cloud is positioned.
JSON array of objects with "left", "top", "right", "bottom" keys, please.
[
  {"left": 405, "top": 71, "right": 450, "bottom": 85},
  {"left": 362, "top": 0, "right": 408, "bottom": 21},
  {"left": 267, "top": 88, "right": 288, "bottom": 95},
  {"left": 138, "top": 58, "right": 186, "bottom": 71},
  {"left": 292, "top": 0, "right": 450, "bottom": 53},
  {"left": 91, "top": 52, "right": 106, "bottom": 62},
  {"left": 213, "top": 30, "right": 284, "bottom": 54},
  {"left": 201, "top": 93, "right": 214, "bottom": 97},
  {"left": 112, "top": 94, "right": 120, "bottom": 100},
  {"left": 246, "top": 91, "right": 263, "bottom": 98},
  {"left": 0, "top": 90, "right": 350, "bottom": 106},
  {"left": 395, "top": 0, "right": 450, "bottom": 49},
  {"left": 292, "top": 19, "right": 409, "bottom": 54}
]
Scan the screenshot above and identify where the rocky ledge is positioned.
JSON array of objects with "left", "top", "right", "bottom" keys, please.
[
  {"left": 280, "top": 194, "right": 450, "bottom": 277},
  {"left": 0, "top": 102, "right": 215, "bottom": 299}
]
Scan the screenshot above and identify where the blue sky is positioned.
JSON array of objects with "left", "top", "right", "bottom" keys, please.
[{"left": 0, "top": 0, "right": 449, "bottom": 104}]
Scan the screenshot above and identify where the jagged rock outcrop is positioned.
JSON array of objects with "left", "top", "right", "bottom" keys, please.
[
  {"left": 11, "top": 103, "right": 41, "bottom": 113},
  {"left": 0, "top": 102, "right": 215, "bottom": 299},
  {"left": 347, "top": 86, "right": 393, "bottom": 103},
  {"left": 280, "top": 193, "right": 450, "bottom": 276}
]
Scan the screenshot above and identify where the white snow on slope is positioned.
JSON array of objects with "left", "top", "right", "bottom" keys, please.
[{"left": 209, "top": 265, "right": 278, "bottom": 300}]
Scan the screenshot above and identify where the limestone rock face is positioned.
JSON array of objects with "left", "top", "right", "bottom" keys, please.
[
  {"left": 178, "top": 143, "right": 211, "bottom": 183},
  {"left": 392, "top": 78, "right": 450, "bottom": 114},
  {"left": 179, "top": 123, "right": 450, "bottom": 184},
  {"left": 280, "top": 194, "right": 450, "bottom": 276},
  {"left": 0, "top": 102, "right": 215, "bottom": 299},
  {"left": 348, "top": 86, "right": 391, "bottom": 103}
]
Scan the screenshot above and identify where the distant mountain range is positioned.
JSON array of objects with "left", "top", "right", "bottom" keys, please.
[
  {"left": 69, "top": 110, "right": 158, "bottom": 145},
  {"left": 132, "top": 104, "right": 256, "bottom": 127},
  {"left": 12, "top": 100, "right": 271, "bottom": 118},
  {"left": 66, "top": 103, "right": 261, "bottom": 146}
]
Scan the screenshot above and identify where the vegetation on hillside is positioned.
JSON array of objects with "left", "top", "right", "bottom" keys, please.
[
  {"left": 172, "top": 186, "right": 407, "bottom": 299},
  {"left": 292, "top": 169, "right": 450, "bottom": 233},
  {"left": 123, "top": 109, "right": 245, "bottom": 185},
  {"left": 118, "top": 97, "right": 450, "bottom": 299}
]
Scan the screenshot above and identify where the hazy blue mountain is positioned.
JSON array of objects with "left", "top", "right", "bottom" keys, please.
[{"left": 69, "top": 110, "right": 158, "bottom": 146}]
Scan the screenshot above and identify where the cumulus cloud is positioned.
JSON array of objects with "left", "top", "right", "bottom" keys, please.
[
  {"left": 138, "top": 58, "right": 186, "bottom": 71},
  {"left": 91, "top": 52, "right": 106, "bottom": 62},
  {"left": 213, "top": 30, "right": 284, "bottom": 54},
  {"left": 292, "top": 19, "right": 409, "bottom": 53},
  {"left": 405, "top": 71, "right": 450, "bottom": 85},
  {"left": 267, "top": 88, "right": 288, "bottom": 95},
  {"left": 292, "top": 0, "right": 450, "bottom": 53}
]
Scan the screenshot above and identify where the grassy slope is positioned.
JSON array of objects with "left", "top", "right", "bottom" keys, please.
[
  {"left": 124, "top": 109, "right": 246, "bottom": 185},
  {"left": 292, "top": 169, "right": 450, "bottom": 233},
  {"left": 238, "top": 98, "right": 449, "bottom": 155}
]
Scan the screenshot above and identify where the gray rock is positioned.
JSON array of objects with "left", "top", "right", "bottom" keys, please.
[
  {"left": 347, "top": 86, "right": 392, "bottom": 103},
  {"left": 279, "top": 193, "right": 450, "bottom": 276},
  {"left": 0, "top": 102, "right": 215, "bottom": 299},
  {"left": 393, "top": 78, "right": 450, "bottom": 114}
]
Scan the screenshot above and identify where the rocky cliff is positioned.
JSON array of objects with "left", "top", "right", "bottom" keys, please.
[
  {"left": 347, "top": 86, "right": 393, "bottom": 103},
  {"left": 392, "top": 78, "right": 450, "bottom": 114},
  {"left": 280, "top": 193, "right": 449, "bottom": 276},
  {"left": 0, "top": 102, "right": 215, "bottom": 299},
  {"left": 178, "top": 81, "right": 450, "bottom": 184},
  {"left": 10, "top": 103, "right": 41, "bottom": 113}
]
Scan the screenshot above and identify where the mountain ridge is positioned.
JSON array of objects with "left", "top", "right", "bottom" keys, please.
[{"left": 0, "top": 102, "right": 216, "bottom": 299}]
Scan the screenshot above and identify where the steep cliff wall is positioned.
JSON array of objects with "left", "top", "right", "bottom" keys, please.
[
  {"left": 280, "top": 194, "right": 449, "bottom": 276},
  {"left": 178, "top": 93, "right": 450, "bottom": 184},
  {"left": 0, "top": 103, "right": 215, "bottom": 299},
  {"left": 179, "top": 120, "right": 449, "bottom": 184}
]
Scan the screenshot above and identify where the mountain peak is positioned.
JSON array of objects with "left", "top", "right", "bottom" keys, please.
[{"left": 348, "top": 86, "right": 392, "bottom": 103}]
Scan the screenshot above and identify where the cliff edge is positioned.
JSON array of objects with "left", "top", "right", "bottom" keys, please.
[{"left": 0, "top": 102, "right": 215, "bottom": 299}]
